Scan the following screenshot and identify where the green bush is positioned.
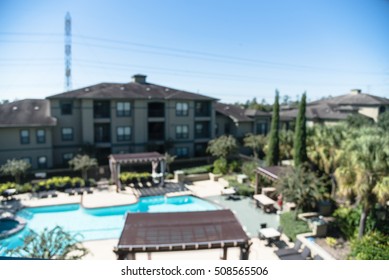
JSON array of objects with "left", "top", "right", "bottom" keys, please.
[
  {"left": 213, "top": 158, "right": 228, "bottom": 174},
  {"left": 15, "top": 183, "right": 33, "bottom": 194},
  {"left": 227, "top": 179, "right": 254, "bottom": 196},
  {"left": 333, "top": 206, "right": 375, "bottom": 240},
  {"left": 241, "top": 161, "right": 258, "bottom": 181},
  {"left": 182, "top": 165, "right": 213, "bottom": 175},
  {"left": 349, "top": 231, "right": 389, "bottom": 260},
  {"left": 228, "top": 160, "right": 240, "bottom": 173},
  {"left": 120, "top": 172, "right": 151, "bottom": 184},
  {"left": 71, "top": 177, "right": 85, "bottom": 188},
  {"left": 0, "top": 182, "right": 17, "bottom": 193},
  {"left": 280, "top": 211, "right": 310, "bottom": 241}
]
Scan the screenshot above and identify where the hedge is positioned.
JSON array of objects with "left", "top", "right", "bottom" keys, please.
[{"left": 182, "top": 165, "right": 213, "bottom": 175}]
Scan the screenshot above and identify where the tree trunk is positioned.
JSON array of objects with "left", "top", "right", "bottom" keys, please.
[
  {"left": 15, "top": 174, "right": 21, "bottom": 185},
  {"left": 358, "top": 207, "right": 369, "bottom": 239},
  {"left": 330, "top": 173, "right": 338, "bottom": 199},
  {"left": 82, "top": 169, "right": 87, "bottom": 182}
]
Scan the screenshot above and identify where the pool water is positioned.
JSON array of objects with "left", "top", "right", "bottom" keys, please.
[{"left": 0, "top": 195, "right": 221, "bottom": 252}]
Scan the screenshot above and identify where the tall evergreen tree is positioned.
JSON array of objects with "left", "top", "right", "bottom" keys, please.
[
  {"left": 294, "top": 92, "right": 308, "bottom": 166},
  {"left": 266, "top": 90, "right": 280, "bottom": 166}
]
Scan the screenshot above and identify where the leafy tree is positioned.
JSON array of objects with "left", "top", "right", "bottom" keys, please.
[
  {"left": 164, "top": 152, "right": 176, "bottom": 174},
  {"left": 378, "top": 111, "right": 389, "bottom": 131},
  {"left": 345, "top": 114, "right": 374, "bottom": 128},
  {"left": 266, "top": 90, "right": 280, "bottom": 166},
  {"left": 243, "top": 133, "right": 267, "bottom": 159},
  {"left": 206, "top": 135, "right": 238, "bottom": 159},
  {"left": 335, "top": 128, "right": 389, "bottom": 238},
  {"left": 7, "top": 226, "right": 89, "bottom": 259},
  {"left": 0, "top": 159, "right": 31, "bottom": 184},
  {"left": 275, "top": 164, "right": 326, "bottom": 219},
  {"left": 349, "top": 231, "right": 389, "bottom": 260},
  {"left": 279, "top": 129, "right": 294, "bottom": 160},
  {"left": 293, "top": 92, "right": 308, "bottom": 167},
  {"left": 68, "top": 154, "right": 98, "bottom": 181}
]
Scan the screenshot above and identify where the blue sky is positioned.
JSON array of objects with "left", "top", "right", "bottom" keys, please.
[{"left": 0, "top": 0, "right": 388, "bottom": 103}]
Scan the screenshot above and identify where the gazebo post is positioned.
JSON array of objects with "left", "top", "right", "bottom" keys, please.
[
  {"left": 160, "top": 159, "right": 165, "bottom": 186},
  {"left": 255, "top": 170, "right": 259, "bottom": 195},
  {"left": 116, "top": 163, "right": 121, "bottom": 193},
  {"left": 221, "top": 247, "right": 228, "bottom": 260},
  {"left": 239, "top": 242, "right": 251, "bottom": 260}
]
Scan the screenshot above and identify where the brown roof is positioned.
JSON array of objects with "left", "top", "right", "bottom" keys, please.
[
  {"left": 280, "top": 103, "right": 351, "bottom": 121},
  {"left": 47, "top": 78, "right": 217, "bottom": 101},
  {"left": 0, "top": 99, "right": 57, "bottom": 127},
  {"left": 256, "top": 166, "right": 290, "bottom": 180},
  {"left": 116, "top": 209, "right": 249, "bottom": 252},
  {"left": 109, "top": 152, "right": 165, "bottom": 164},
  {"left": 215, "top": 102, "right": 253, "bottom": 122},
  {"left": 310, "top": 91, "right": 389, "bottom": 106}
]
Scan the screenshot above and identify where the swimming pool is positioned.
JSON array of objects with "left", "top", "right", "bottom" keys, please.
[{"left": 0, "top": 195, "right": 221, "bottom": 252}]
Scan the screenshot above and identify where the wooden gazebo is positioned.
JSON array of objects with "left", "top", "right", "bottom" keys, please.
[{"left": 109, "top": 152, "right": 166, "bottom": 192}]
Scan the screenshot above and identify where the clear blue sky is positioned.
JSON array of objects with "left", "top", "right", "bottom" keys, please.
[{"left": 0, "top": 0, "right": 388, "bottom": 104}]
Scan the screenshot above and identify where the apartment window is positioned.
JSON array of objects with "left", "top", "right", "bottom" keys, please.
[
  {"left": 176, "top": 125, "right": 189, "bottom": 139},
  {"left": 195, "top": 121, "right": 210, "bottom": 138},
  {"left": 61, "top": 127, "right": 73, "bottom": 141},
  {"left": 194, "top": 143, "right": 207, "bottom": 157},
  {"left": 36, "top": 129, "right": 46, "bottom": 144},
  {"left": 63, "top": 153, "right": 74, "bottom": 165},
  {"left": 60, "top": 101, "right": 73, "bottom": 115},
  {"left": 195, "top": 101, "right": 211, "bottom": 117},
  {"left": 117, "top": 102, "right": 131, "bottom": 117},
  {"left": 94, "top": 101, "right": 111, "bottom": 118},
  {"left": 176, "top": 102, "right": 189, "bottom": 116},
  {"left": 94, "top": 124, "right": 111, "bottom": 143},
  {"left": 37, "top": 156, "right": 47, "bottom": 169},
  {"left": 20, "top": 157, "right": 31, "bottom": 165},
  {"left": 117, "top": 126, "right": 131, "bottom": 141},
  {"left": 256, "top": 122, "right": 268, "bottom": 135},
  {"left": 148, "top": 102, "right": 165, "bottom": 118},
  {"left": 20, "top": 130, "right": 30, "bottom": 144},
  {"left": 176, "top": 147, "right": 189, "bottom": 158}
]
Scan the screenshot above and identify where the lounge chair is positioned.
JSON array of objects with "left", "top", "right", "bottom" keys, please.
[
  {"left": 275, "top": 240, "right": 302, "bottom": 257},
  {"left": 279, "top": 246, "right": 311, "bottom": 260}
]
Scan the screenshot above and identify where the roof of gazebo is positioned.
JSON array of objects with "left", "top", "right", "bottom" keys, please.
[
  {"left": 256, "top": 166, "right": 290, "bottom": 181},
  {"left": 115, "top": 209, "right": 249, "bottom": 253},
  {"left": 109, "top": 152, "right": 165, "bottom": 164}
]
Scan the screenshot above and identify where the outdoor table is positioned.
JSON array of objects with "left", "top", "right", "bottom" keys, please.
[
  {"left": 258, "top": 227, "right": 281, "bottom": 246},
  {"left": 1, "top": 188, "right": 16, "bottom": 201},
  {"left": 253, "top": 194, "right": 275, "bottom": 212}
]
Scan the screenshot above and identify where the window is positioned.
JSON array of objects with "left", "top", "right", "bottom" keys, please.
[
  {"left": 176, "top": 125, "right": 189, "bottom": 139},
  {"left": 148, "top": 102, "right": 165, "bottom": 118},
  {"left": 20, "top": 130, "right": 30, "bottom": 144},
  {"left": 94, "top": 124, "right": 111, "bottom": 143},
  {"left": 117, "top": 126, "right": 131, "bottom": 141},
  {"left": 117, "top": 102, "right": 131, "bottom": 117},
  {"left": 94, "top": 101, "right": 111, "bottom": 118},
  {"left": 176, "top": 147, "right": 189, "bottom": 158},
  {"left": 36, "top": 129, "right": 46, "bottom": 144},
  {"left": 195, "top": 121, "right": 210, "bottom": 138},
  {"left": 37, "top": 156, "right": 47, "bottom": 169},
  {"left": 61, "top": 127, "right": 73, "bottom": 141},
  {"left": 20, "top": 157, "right": 31, "bottom": 165},
  {"left": 195, "top": 101, "right": 211, "bottom": 117},
  {"left": 60, "top": 101, "right": 73, "bottom": 115},
  {"left": 176, "top": 102, "right": 189, "bottom": 116},
  {"left": 256, "top": 122, "right": 268, "bottom": 135},
  {"left": 62, "top": 153, "right": 74, "bottom": 165}
]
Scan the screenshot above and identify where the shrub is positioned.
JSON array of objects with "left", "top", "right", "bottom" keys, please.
[
  {"left": 227, "top": 179, "right": 254, "bottom": 196},
  {"left": 333, "top": 206, "right": 375, "bottom": 240},
  {"left": 241, "top": 161, "right": 258, "bottom": 181},
  {"left": 15, "top": 183, "right": 33, "bottom": 194},
  {"left": 71, "top": 177, "right": 85, "bottom": 188},
  {"left": 280, "top": 211, "right": 310, "bottom": 241},
  {"left": 182, "top": 165, "right": 213, "bottom": 175},
  {"left": 349, "top": 231, "right": 389, "bottom": 260},
  {"left": 213, "top": 158, "right": 228, "bottom": 175},
  {"left": 228, "top": 160, "right": 240, "bottom": 173}
]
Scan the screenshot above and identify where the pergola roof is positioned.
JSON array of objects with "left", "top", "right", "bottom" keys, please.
[
  {"left": 256, "top": 166, "right": 290, "bottom": 181},
  {"left": 115, "top": 209, "right": 249, "bottom": 253},
  {"left": 109, "top": 152, "right": 165, "bottom": 164}
]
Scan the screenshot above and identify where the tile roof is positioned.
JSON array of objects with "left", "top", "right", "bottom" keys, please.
[
  {"left": 47, "top": 80, "right": 217, "bottom": 101},
  {"left": 215, "top": 102, "right": 253, "bottom": 122},
  {"left": 310, "top": 91, "right": 389, "bottom": 106},
  {"left": 280, "top": 103, "right": 351, "bottom": 121},
  {"left": 0, "top": 99, "right": 57, "bottom": 127}
]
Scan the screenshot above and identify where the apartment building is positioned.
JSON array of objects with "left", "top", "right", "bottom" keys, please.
[
  {"left": 0, "top": 99, "right": 56, "bottom": 169},
  {"left": 46, "top": 74, "right": 217, "bottom": 167}
]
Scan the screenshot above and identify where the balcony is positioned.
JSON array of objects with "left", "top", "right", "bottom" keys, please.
[
  {"left": 94, "top": 101, "right": 111, "bottom": 119},
  {"left": 94, "top": 124, "right": 111, "bottom": 143},
  {"left": 148, "top": 122, "right": 165, "bottom": 141},
  {"left": 148, "top": 102, "right": 165, "bottom": 118}
]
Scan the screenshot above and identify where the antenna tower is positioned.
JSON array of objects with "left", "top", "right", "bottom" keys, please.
[{"left": 65, "top": 12, "right": 72, "bottom": 91}]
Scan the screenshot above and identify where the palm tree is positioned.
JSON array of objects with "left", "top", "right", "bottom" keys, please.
[
  {"left": 68, "top": 154, "right": 98, "bottom": 181},
  {"left": 164, "top": 152, "right": 176, "bottom": 174},
  {"left": 0, "top": 159, "right": 31, "bottom": 184},
  {"left": 243, "top": 133, "right": 267, "bottom": 159},
  {"left": 7, "top": 226, "right": 89, "bottom": 259},
  {"left": 335, "top": 128, "right": 389, "bottom": 238},
  {"left": 275, "top": 164, "right": 326, "bottom": 219}
]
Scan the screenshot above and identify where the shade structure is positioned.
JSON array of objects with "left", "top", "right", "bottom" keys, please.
[{"left": 114, "top": 209, "right": 251, "bottom": 260}]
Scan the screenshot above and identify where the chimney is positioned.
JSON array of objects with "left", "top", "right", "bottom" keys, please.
[
  {"left": 350, "top": 89, "right": 361, "bottom": 95},
  {"left": 132, "top": 74, "right": 147, "bottom": 84}
]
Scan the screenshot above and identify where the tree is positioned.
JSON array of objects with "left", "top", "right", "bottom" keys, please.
[
  {"left": 243, "top": 133, "right": 267, "bottom": 159},
  {"left": 279, "top": 129, "right": 294, "bottom": 160},
  {"left": 378, "top": 111, "right": 389, "bottom": 131},
  {"left": 266, "top": 90, "right": 280, "bottom": 166},
  {"left": 164, "top": 152, "right": 176, "bottom": 174},
  {"left": 335, "top": 128, "right": 389, "bottom": 238},
  {"left": 275, "top": 164, "right": 326, "bottom": 219},
  {"left": 345, "top": 114, "right": 374, "bottom": 128},
  {"left": 0, "top": 159, "right": 31, "bottom": 184},
  {"left": 349, "top": 231, "right": 389, "bottom": 260},
  {"left": 7, "top": 226, "right": 89, "bottom": 259},
  {"left": 68, "top": 154, "right": 98, "bottom": 181},
  {"left": 206, "top": 135, "right": 238, "bottom": 159},
  {"left": 293, "top": 92, "right": 308, "bottom": 167}
]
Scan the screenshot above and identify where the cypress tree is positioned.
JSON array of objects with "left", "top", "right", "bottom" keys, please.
[
  {"left": 266, "top": 90, "right": 280, "bottom": 166},
  {"left": 294, "top": 92, "right": 308, "bottom": 166}
]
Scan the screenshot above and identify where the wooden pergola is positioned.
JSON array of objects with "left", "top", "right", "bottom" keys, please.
[
  {"left": 108, "top": 152, "right": 166, "bottom": 192},
  {"left": 254, "top": 166, "right": 289, "bottom": 194},
  {"left": 114, "top": 210, "right": 251, "bottom": 260}
]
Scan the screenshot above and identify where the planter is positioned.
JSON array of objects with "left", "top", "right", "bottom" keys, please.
[
  {"left": 209, "top": 172, "right": 222, "bottom": 182},
  {"left": 185, "top": 173, "right": 210, "bottom": 182}
]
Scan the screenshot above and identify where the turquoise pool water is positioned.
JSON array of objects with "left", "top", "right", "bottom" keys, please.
[{"left": 0, "top": 195, "right": 221, "bottom": 252}]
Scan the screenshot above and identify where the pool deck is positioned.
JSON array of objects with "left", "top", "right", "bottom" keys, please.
[{"left": 1, "top": 179, "right": 291, "bottom": 260}]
